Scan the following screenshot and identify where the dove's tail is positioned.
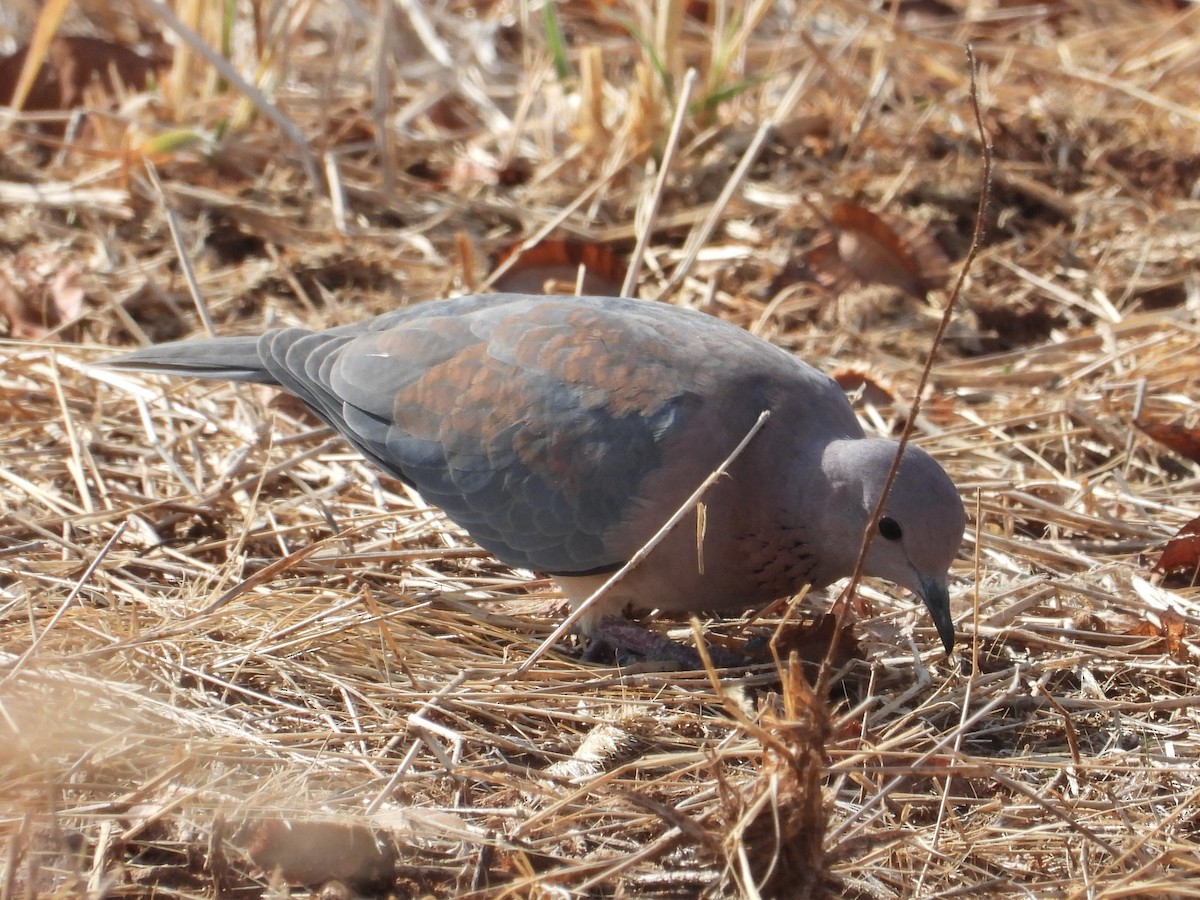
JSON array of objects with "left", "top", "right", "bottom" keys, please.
[{"left": 101, "top": 335, "right": 279, "bottom": 386}]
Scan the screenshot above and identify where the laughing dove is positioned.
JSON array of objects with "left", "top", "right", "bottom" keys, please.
[{"left": 104, "top": 294, "right": 965, "bottom": 655}]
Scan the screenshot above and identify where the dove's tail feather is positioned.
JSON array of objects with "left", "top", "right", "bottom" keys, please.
[{"left": 102, "top": 336, "right": 279, "bottom": 386}]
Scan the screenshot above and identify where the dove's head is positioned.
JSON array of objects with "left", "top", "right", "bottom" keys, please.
[{"left": 820, "top": 439, "right": 965, "bottom": 651}]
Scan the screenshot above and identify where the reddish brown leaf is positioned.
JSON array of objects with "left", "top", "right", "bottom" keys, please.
[
  {"left": 491, "top": 238, "right": 626, "bottom": 296},
  {"left": 1136, "top": 418, "right": 1200, "bottom": 464},
  {"left": 1163, "top": 610, "right": 1187, "bottom": 661},
  {"left": 1124, "top": 609, "right": 1189, "bottom": 663},
  {"left": 1154, "top": 515, "right": 1200, "bottom": 577},
  {"left": 831, "top": 366, "right": 897, "bottom": 408},
  {"left": 425, "top": 93, "right": 478, "bottom": 132},
  {"left": 1124, "top": 621, "right": 1158, "bottom": 639},
  {"left": 0, "top": 36, "right": 168, "bottom": 113},
  {"left": 805, "top": 201, "right": 950, "bottom": 299},
  {"left": 921, "top": 392, "right": 959, "bottom": 427},
  {"left": 803, "top": 236, "right": 856, "bottom": 295}
]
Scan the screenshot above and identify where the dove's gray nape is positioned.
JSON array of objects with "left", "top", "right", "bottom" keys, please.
[{"left": 103, "top": 293, "right": 966, "bottom": 663}]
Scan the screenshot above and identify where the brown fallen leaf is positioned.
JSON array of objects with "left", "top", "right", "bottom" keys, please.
[
  {"left": 831, "top": 366, "right": 897, "bottom": 409},
  {"left": 0, "top": 35, "right": 169, "bottom": 114},
  {"left": 805, "top": 200, "right": 950, "bottom": 299},
  {"left": 1125, "top": 608, "right": 1188, "bottom": 663},
  {"left": 491, "top": 238, "right": 626, "bottom": 296},
  {"left": 1136, "top": 417, "right": 1200, "bottom": 464},
  {"left": 425, "top": 92, "right": 479, "bottom": 132},
  {"left": 1154, "top": 515, "right": 1200, "bottom": 580}
]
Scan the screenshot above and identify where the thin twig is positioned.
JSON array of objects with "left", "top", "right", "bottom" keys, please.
[
  {"left": 822, "top": 44, "right": 994, "bottom": 684},
  {"left": 143, "top": 161, "right": 217, "bottom": 337},
  {"left": 621, "top": 69, "right": 698, "bottom": 297}
]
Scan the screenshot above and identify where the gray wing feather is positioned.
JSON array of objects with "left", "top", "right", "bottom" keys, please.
[{"left": 101, "top": 294, "right": 839, "bottom": 576}]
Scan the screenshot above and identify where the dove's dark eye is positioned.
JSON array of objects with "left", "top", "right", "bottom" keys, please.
[{"left": 878, "top": 517, "right": 903, "bottom": 541}]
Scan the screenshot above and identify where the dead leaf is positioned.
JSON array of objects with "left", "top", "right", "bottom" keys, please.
[
  {"left": 0, "top": 35, "right": 168, "bottom": 113},
  {"left": 803, "top": 239, "right": 854, "bottom": 295},
  {"left": 832, "top": 366, "right": 897, "bottom": 408},
  {"left": 1125, "top": 608, "right": 1189, "bottom": 663},
  {"left": 1154, "top": 515, "right": 1200, "bottom": 579},
  {"left": 1136, "top": 418, "right": 1200, "bottom": 464},
  {"left": 425, "top": 93, "right": 478, "bottom": 132},
  {"left": 805, "top": 200, "right": 950, "bottom": 299},
  {"left": 491, "top": 238, "right": 626, "bottom": 295},
  {"left": 1162, "top": 609, "right": 1187, "bottom": 661}
]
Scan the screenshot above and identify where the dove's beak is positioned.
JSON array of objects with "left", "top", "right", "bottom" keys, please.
[{"left": 917, "top": 575, "right": 955, "bottom": 653}]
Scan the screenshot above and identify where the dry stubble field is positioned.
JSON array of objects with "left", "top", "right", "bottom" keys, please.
[{"left": 1, "top": 1, "right": 1199, "bottom": 897}]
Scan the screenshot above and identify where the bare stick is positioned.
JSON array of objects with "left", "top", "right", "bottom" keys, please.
[
  {"left": 144, "top": 161, "right": 217, "bottom": 338},
  {"left": 822, "top": 45, "right": 994, "bottom": 683},
  {"left": 621, "top": 69, "right": 698, "bottom": 298}
]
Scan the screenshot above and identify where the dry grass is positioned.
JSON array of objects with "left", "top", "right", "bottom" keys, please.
[{"left": 2, "top": 1, "right": 1200, "bottom": 897}]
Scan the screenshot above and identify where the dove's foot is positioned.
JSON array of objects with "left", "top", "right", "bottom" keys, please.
[{"left": 582, "top": 615, "right": 749, "bottom": 670}]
